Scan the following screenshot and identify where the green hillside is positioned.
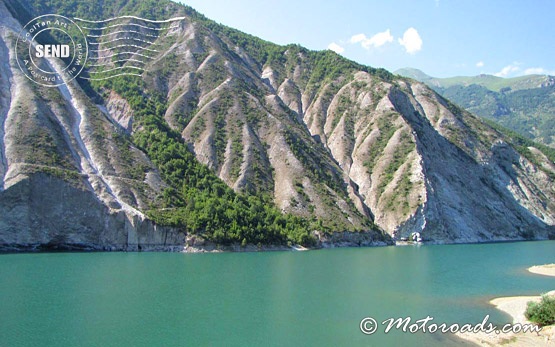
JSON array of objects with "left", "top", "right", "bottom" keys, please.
[{"left": 396, "top": 68, "right": 555, "bottom": 147}]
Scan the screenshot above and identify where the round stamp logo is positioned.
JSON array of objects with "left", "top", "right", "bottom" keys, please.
[{"left": 15, "top": 14, "right": 88, "bottom": 87}]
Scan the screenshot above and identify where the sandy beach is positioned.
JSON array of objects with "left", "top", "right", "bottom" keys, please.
[
  {"left": 529, "top": 264, "right": 555, "bottom": 277},
  {"left": 456, "top": 264, "right": 555, "bottom": 346}
]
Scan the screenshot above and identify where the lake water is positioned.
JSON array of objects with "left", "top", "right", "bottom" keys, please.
[{"left": 1, "top": 241, "right": 555, "bottom": 346}]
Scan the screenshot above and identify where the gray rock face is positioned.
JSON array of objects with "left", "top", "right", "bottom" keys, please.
[{"left": 0, "top": 174, "right": 186, "bottom": 251}]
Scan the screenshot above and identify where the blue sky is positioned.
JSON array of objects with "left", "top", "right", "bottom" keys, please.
[{"left": 179, "top": 0, "right": 555, "bottom": 78}]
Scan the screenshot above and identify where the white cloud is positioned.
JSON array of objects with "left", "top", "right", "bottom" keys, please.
[
  {"left": 349, "top": 33, "right": 367, "bottom": 44},
  {"left": 366, "top": 30, "right": 394, "bottom": 49},
  {"left": 494, "top": 63, "right": 520, "bottom": 77},
  {"left": 492, "top": 63, "right": 555, "bottom": 77},
  {"left": 327, "top": 42, "right": 345, "bottom": 54},
  {"left": 349, "top": 28, "right": 423, "bottom": 54},
  {"left": 398, "top": 28, "right": 422, "bottom": 54},
  {"left": 476, "top": 61, "right": 484, "bottom": 68},
  {"left": 349, "top": 30, "right": 393, "bottom": 50},
  {"left": 523, "top": 67, "right": 555, "bottom": 75},
  {"left": 524, "top": 67, "right": 545, "bottom": 75}
]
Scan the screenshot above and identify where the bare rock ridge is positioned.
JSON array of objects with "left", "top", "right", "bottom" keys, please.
[{"left": 0, "top": 0, "right": 554, "bottom": 251}]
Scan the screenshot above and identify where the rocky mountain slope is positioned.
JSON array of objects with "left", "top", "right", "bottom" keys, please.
[
  {"left": 0, "top": 0, "right": 554, "bottom": 251},
  {"left": 396, "top": 67, "right": 555, "bottom": 148}
]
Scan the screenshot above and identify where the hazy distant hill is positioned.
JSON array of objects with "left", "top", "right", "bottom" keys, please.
[{"left": 396, "top": 68, "right": 555, "bottom": 147}]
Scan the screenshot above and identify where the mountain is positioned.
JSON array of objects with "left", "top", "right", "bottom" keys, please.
[
  {"left": 396, "top": 68, "right": 555, "bottom": 148},
  {"left": 394, "top": 68, "right": 435, "bottom": 84},
  {"left": 396, "top": 68, "right": 555, "bottom": 92},
  {"left": 0, "top": 0, "right": 554, "bottom": 251}
]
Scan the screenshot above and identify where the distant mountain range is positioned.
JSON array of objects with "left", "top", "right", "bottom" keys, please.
[{"left": 395, "top": 68, "right": 555, "bottom": 148}]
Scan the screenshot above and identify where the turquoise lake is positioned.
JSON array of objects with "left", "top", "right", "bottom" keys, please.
[{"left": 1, "top": 241, "right": 555, "bottom": 346}]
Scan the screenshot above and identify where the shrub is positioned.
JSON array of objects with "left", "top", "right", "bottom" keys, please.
[{"left": 525, "top": 294, "right": 555, "bottom": 327}]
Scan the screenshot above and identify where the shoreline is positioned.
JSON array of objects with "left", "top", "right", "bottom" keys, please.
[
  {"left": 2, "top": 238, "right": 554, "bottom": 254},
  {"left": 456, "top": 264, "right": 555, "bottom": 346},
  {"left": 0, "top": 239, "right": 392, "bottom": 254}
]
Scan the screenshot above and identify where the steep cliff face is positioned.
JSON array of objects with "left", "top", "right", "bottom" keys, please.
[
  {"left": 0, "top": 0, "right": 554, "bottom": 250},
  {"left": 0, "top": 0, "right": 185, "bottom": 250},
  {"left": 0, "top": 173, "right": 186, "bottom": 251}
]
